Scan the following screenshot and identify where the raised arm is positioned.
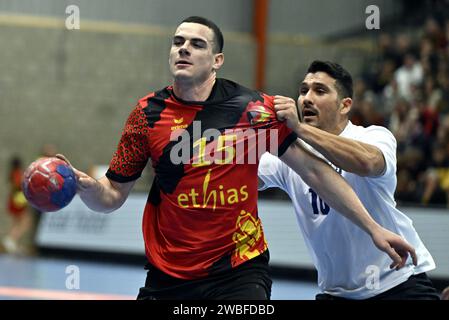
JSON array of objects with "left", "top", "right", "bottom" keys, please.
[
  {"left": 276, "top": 93, "right": 417, "bottom": 269},
  {"left": 56, "top": 154, "right": 135, "bottom": 213},
  {"left": 295, "top": 124, "right": 385, "bottom": 176},
  {"left": 275, "top": 95, "right": 385, "bottom": 177}
]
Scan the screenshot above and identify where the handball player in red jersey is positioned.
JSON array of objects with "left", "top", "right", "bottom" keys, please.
[{"left": 57, "top": 16, "right": 417, "bottom": 300}]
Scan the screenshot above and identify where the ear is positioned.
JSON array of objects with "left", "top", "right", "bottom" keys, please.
[
  {"left": 340, "top": 97, "right": 352, "bottom": 116},
  {"left": 213, "top": 53, "right": 224, "bottom": 71}
]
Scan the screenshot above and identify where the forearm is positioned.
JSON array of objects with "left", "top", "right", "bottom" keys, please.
[
  {"left": 78, "top": 177, "right": 128, "bottom": 213},
  {"left": 295, "top": 123, "right": 384, "bottom": 176}
]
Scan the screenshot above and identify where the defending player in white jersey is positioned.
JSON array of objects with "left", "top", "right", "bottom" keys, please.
[{"left": 260, "top": 60, "right": 439, "bottom": 300}]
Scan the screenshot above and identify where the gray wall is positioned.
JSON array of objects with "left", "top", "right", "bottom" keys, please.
[
  {"left": 0, "top": 0, "right": 253, "bottom": 33},
  {"left": 269, "top": 0, "right": 401, "bottom": 37},
  {"left": 0, "top": 0, "right": 401, "bottom": 37}
]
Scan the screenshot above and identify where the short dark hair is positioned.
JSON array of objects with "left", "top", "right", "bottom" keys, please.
[
  {"left": 181, "top": 16, "right": 224, "bottom": 53},
  {"left": 307, "top": 60, "right": 353, "bottom": 99}
]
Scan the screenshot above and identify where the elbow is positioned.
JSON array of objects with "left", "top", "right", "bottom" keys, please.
[
  {"left": 358, "top": 160, "right": 374, "bottom": 176},
  {"left": 84, "top": 197, "right": 126, "bottom": 214},
  {"left": 357, "top": 155, "right": 384, "bottom": 177},
  {"left": 88, "top": 205, "right": 117, "bottom": 214},
  {"left": 104, "top": 197, "right": 127, "bottom": 213},
  {"left": 101, "top": 207, "right": 118, "bottom": 214},
  {"left": 300, "top": 165, "right": 321, "bottom": 187}
]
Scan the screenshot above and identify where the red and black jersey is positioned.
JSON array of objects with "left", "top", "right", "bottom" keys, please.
[{"left": 106, "top": 79, "right": 296, "bottom": 279}]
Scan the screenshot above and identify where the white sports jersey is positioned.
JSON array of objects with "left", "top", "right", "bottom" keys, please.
[{"left": 258, "top": 121, "right": 435, "bottom": 299}]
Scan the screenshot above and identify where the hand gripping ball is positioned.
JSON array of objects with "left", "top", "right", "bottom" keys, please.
[{"left": 22, "top": 157, "right": 77, "bottom": 212}]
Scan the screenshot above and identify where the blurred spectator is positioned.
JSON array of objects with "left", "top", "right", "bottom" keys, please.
[
  {"left": 395, "top": 34, "right": 414, "bottom": 61},
  {"left": 421, "top": 144, "right": 449, "bottom": 206},
  {"left": 395, "top": 53, "right": 424, "bottom": 100},
  {"left": 437, "top": 70, "right": 449, "bottom": 114},
  {"left": 446, "top": 19, "right": 449, "bottom": 48},
  {"left": 367, "top": 34, "right": 400, "bottom": 94},
  {"left": 353, "top": 98, "right": 384, "bottom": 127},
  {"left": 423, "top": 17, "right": 447, "bottom": 50},
  {"left": 395, "top": 147, "right": 426, "bottom": 204},
  {"left": 373, "top": 59, "right": 397, "bottom": 94},
  {"left": 420, "top": 37, "right": 439, "bottom": 76},
  {"left": 350, "top": 78, "right": 384, "bottom": 126},
  {"left": 423, "top": 76, "right": 442, "bottom": 111},
  {"left": 388, "top": 98, "right": 420, "bottom": 150},
  {"left": 2, "top": 156, "right": 32, "bottom": 254},
  {"left": 382, "top": 79, "right": 401, "bottom": 116},
  {"left": 415, "top": 79, "right": 440, "bottom": 147}
]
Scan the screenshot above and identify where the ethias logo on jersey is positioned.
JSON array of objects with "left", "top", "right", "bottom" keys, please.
[{"left": 177, "top": 169, "right": 249, "bottom": 211}]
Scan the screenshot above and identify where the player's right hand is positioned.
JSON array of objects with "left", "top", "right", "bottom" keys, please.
[
  {"left": 274, "top": 95, "right": 301, "bottom": 131},
  {"left": 55, "top": 154, "right": 99, "bottom": 193}
]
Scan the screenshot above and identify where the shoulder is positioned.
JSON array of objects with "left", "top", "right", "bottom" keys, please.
[
  {"left": 122, "top": 87, "right": 170, "bottom": 126},
  {"left": 259, "top": 152, "right": 289, "bottom": 180},
  {"left": 348, "top": 123, "right": 397, "bottom": 178},
  {"left": 219, "top": 78, "right": 270, "bottom": 103},
  {"left": 346, "top": 122, "right": 396, "bottom": 145},
  {"left": 260, "top": 151, "right": 281, "bottom": 166},
  {"left": 137, "top": 86, "right": 171, "bottom": 109},
  {"left": 363, "top": 124, "right": 395, "bottom": 138}
]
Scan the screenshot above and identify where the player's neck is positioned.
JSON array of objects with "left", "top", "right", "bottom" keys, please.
[
  {"left": 173, "top": 73, "right": 216, "bottom": 102},
  {"left": 334, "top": 119, "right": 349, "bottom": 135}
]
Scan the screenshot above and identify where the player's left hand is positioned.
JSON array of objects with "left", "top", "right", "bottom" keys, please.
[
  {"left": 274, "top": 95, "right": 301, "bottom": 130},
  {"left": 371, "top": 227, "right": 418, "bottom": 270}
]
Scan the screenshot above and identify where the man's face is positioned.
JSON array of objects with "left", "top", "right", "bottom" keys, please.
[
  {"left": 169, "top": 22, "right": 220, "bottom": 83},
  {"left": 298, "top": 72, "right": 347, "bottom": 133}
]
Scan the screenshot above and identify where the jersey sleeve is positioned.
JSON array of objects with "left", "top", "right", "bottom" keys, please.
[
  {"left": 356, "top": 126, "right": 397, "bottom": 180},
  {"left": 258, "top": 152, "right": 290, "bottom": 191},
  {"left": 262, "top": 94, "right": 297, "bottom": 157},
  {"left": 106, "top": 103, "right": 151, "bottom": 183}
]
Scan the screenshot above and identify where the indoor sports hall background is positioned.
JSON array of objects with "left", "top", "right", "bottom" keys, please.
[{"left": 0, "top": 0, "right": 448, "bottom": 300}]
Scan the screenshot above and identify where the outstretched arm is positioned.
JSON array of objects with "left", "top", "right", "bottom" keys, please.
[
  {"left": 56, "top": 154, "right": 135, "bottom": 213},
  {"left": 280, "top": 142, "right": 417, "bottom": 269}
]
